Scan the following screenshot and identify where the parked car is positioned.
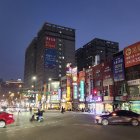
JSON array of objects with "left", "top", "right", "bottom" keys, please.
[
  {"left": 95, "top": 110, "right": 140, "bottom": 126},
  {"left": 0, "top": 112, "right": 14, "bottom": 128}
]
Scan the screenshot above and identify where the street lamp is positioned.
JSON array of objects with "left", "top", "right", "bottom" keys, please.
[
  {"left": 32, "top": 76, "right": 37, "bottom": 81},
  {"left": 32, "top": 76, "right": 37, "bottom": 91},
  {"left": 48, "top": 78, "right": 52, "bottom": 81}
]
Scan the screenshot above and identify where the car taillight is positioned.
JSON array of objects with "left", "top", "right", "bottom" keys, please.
[{"left": 8, "top": 114, "right": 13, "bottom": 118}]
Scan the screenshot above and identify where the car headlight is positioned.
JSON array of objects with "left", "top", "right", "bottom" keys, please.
[{"left": 95, "top": 116, "right": 101, "bottom": 120}]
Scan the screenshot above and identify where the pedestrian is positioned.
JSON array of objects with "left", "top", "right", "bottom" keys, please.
[
  {"left": 18, "top": 108, "right": 21, "bottom": 115},
  {"left": 61, "top": 106, "right": 64, "bottom": 113},
  {"left": 29, "top": 106, "right": 32, "bottom": 114}
]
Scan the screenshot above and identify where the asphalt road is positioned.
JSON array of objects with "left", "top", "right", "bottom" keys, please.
[{"left": 0, "top": 111, "right": 140, "bottom": 140}]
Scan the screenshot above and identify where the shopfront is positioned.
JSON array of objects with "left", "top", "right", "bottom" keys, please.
[
  {"left": 127, "top": 79, "right": 140, "bottom": 95},
  {"left": 129, "top": 100, "right": 140, "bottom": 114},
  {"left": 87, "top": 95, "right": 104, "bottom": 114},
  {"left": 103, "top": 96, "right": 113, "bottom": 112}
]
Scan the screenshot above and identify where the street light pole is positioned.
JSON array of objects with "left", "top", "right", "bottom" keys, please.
[{"left": 32, "top": 76, "right": 37, "bottom": 91}]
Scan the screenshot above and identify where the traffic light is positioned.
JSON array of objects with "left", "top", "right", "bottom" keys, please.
[{"left": 93, "top": 89, "right": 97, "bottom": 95}]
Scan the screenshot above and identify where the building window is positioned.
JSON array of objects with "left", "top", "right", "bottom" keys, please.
[{"left": 59, "top": 65, "right": 62, "bottom": 68}]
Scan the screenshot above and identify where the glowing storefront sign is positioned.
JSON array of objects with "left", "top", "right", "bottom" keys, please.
[
  {"left": 58, "top": 88, "right": 61, "bottom": 100},
  {"left": 67, "top": 87, "right": 71, "bottom": 100},
  {"left": 124, "top": 42, "right": 140, "bottom": 68},
  {"left": 80, "top": 81, "right": 84, "bottom": 101},
  {"left": 86, "top": 95, "right": 102, "bottom": 102},
  {"left": 73, "top": 85, "right": 78, "bottom": 99},
  {"left": 93, "top": 96, "right": 102, "bottom": 102}
]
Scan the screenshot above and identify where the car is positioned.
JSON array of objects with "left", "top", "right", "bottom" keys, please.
[
  {"left": 95, "top": 110, "right": 140, "bottom": 126},
  {"left": 0, "top": 112, "right": 15, "bottom": 128}
]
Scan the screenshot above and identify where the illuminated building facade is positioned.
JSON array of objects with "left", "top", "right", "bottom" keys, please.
[
  {"left": 24, "top": 22, "right": 75, "bottom": 89},
  {"left": 124, "top": 42, "right": 140, "bottom": 113},
  {"left": 60, "top": 64, "right": 78, "bottom": 110}
]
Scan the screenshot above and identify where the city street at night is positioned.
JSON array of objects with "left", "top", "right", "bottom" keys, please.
[
  {"left": 0, "top": 111, "right": 140, "bottom": 140},
  {"left": 0, "top": 1, "right": 140, "bottom": 140}
]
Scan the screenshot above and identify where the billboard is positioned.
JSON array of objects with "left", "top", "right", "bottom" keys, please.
[
  {"left": 73, "top": 85, "right": 78, "bottom": 99},
  {"left": 113, "top": 55, "right": 125, "bottom": 81},
  {"left": 79, "top": 81, "right": 85, "bottom": 101},
  {"left": 124, "top": 42, "right": 140, "bottom": 68},
  {"left": 44, "top": 49, "right": 57, "bottom": 68},
  {"left": 45, "top": 36, "right": 56, "bottom": 48}
]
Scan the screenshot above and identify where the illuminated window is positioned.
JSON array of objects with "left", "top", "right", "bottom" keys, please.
[{"left": 59, "top": 65, "right": 62, "bottom": 68}]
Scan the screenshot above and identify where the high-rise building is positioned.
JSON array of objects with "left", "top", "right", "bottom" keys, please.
[
  {"left": 24, "top": 22, "right": 75, "bottom": 88},
  {"left": 24, "top": 38, "right": 37, "bottom": 88},
  {"left": 76, "top": 38, "right": 119, "bottom": 71}
]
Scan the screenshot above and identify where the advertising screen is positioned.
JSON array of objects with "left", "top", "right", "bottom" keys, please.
[
  {"left": 113, "top": 55, "right": 125, "bottom": 81},
  {"left": 44, "top": 49, "right": 56, "bottom": 68},
  {"left": 124, "top": 42, "right": 140, "bottom": 68},
  {"left": 45, "top": 36, "right": 56, "bottom": 48}
]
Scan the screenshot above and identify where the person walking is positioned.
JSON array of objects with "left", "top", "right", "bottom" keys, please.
[
  {"left": 29, "top": 107, "right": 32, "bottom": 114},
  {"left": 61, "top": 106, "right": 64, "bottom": 114},
  {"left": 18, "top": 108, "right": 21, "bottom": 115}
]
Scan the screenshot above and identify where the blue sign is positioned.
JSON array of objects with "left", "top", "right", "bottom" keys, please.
[
  {"left": 113, "top": 55, "right": 125, "bottom": 81},
  {"left": 44, "top": 49, "right": 57, "bottom": 68}
]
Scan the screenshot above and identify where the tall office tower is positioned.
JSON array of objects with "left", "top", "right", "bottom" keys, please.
[
  {"left": 24, "top": 22, "right": 75, "bottom": 88},
  {"left": 76, "top": 38, "right": 119, "bottom": 71},
  {"left": 24, "top": 38, "right": 37, "bottom": 88}
]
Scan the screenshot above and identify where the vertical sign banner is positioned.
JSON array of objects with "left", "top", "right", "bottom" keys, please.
[
  {"left": 113, "top": 55, "right": 125, "bottom": 81},
  {"left": 124, "top": 42, "right": 140, "bottom": 68},
  {"left": 58, "top": 88, "right": 61, "bottom": 100},
  {"left": 80, "top": 81, "right": 85, "bottom": 101},
  {"left": 67, "top": 87, "right": 71, "bottom": 100},
  {"left": 44, "top": 49, "right": 57, "bottom": 68},
  {"left": 45, "top": 36, "right": 56, "bottom": 48},
  {"left": 73, "top": 85, "right": 78, "bottom": 99}
]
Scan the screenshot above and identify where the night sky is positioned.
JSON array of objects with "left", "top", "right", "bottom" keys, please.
[{"left": 0, "top": 0, "right": 140, "bottom": 81}]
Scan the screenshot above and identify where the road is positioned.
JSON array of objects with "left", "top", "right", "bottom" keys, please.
[{"left": 0, "top": 111, "right": 140, "bottom": 140}]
